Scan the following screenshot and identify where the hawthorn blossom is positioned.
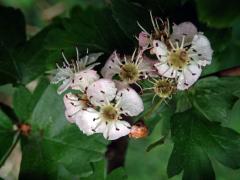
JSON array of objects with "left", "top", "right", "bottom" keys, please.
[
  {"left": 51, "top": 47, "right": 102, "bottom": 94},
  {"left": 137, "top": 12, "right": 213, "bottom": 90},
  {"left": 101, "top": 50, "right": 155, "bottom": 85},
  {"left": 75, "top": 79, "right": 144, "bottom": 140},
  {"left": 152, "top": 31, "right": 213, "bottom": 90}
]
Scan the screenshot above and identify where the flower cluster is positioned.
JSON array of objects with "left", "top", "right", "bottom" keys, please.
[{"left": 51, "top": 12, "right": 213, "bottom": 140}]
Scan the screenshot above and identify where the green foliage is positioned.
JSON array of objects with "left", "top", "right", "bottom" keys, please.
[
  {"left": 191, "top": 77, "right": 239, "bottom": 123},
  {"left": 229, "top": 99, "right": 240, "bottom": 133},
  {"left": 168, "top": 109, "right": 240, "bottom": 179},
  {"left": 45, "top": 6, "right": 134, "bottom": 54},
  {"left": 13, "top": 86, "right": 32, "bottom": 122},
  {"left": 195, "top": 0, "right": 240, "bottom": 28},
  {"left": 202, "top": 27, "right": 240, "bottom": 75},
  {"left": 112, "top": 0, "right": 151, "bottom": 40},
  {"left": 126, "top": 122, "right": 180, "bottom": 180},
  {"left": 106, "top": 168, "right": 127, "bottom": 180},
  {"left": 0, "top": 6, "right": 25, "bottom": 85},
  {"left": 0, "top": 110, "right": 15, "bottom": 167},
  {"left": 0, "top": 0, "right": 240, "bottom": 179}
]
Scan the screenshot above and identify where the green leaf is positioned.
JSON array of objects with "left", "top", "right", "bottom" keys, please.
[
  {"left": 232, "top": 19, "right": 240, "bottom": 45},
  {"left": 233, "top": 90, "right": 240, "bottom": 98},
  {"left": 112, "top": 0, "right": 150, "bottom": 40},
  {"left": 229, "top": 99, "right": 240, "bottom": 133},
  {"left": 30, "top": 78, "right": 50, "bottom": 109},
  {"left": 0, "top": 6, "right": 26, "bottom": 48},
  {"left": 82, "top": 160, "right": 106, "bottom": 180},
  {"left": 13, "top": 78, "right": 50, "bottom": 122},
  {"left": 191, "top": 77, "right": 239, "bottom": 123},
  {"left": 175, "top": 91, "right": 192, "bottom": 113},
  {"left": 0, "top": 110, "right": 15, "bottom": 167},
  {"left": 202, "top": 42, "right": 240, "bottom": 76},
  {"left": 13, "top": 86, "right": 32, "bottom": 122},
  {"left": 16, "top": 23, "right": 63, "bottom": 84},
  {"left": 0, "top": 44, "right": 22, "bottom": 85},
  {"left": 82, "top": 160, "right": 126, "bottom": 180},
  {"left": 201, "top": 23, "right": 240, "bottom": 76},
  {"left": 45, "top": 6, "right": 133, "bottom": 54},
  {"left": 146, "top": 136, "right": 165, "bottom": 152},
  {"left": 19, "top": 85, "right": 107, "bottom": 178},
  {"left": 126, "top": 122, "right": 179, "bottom": 180},
  {"left": 107, "top": 168, "right": 127, "bottom": 180},
  {"left": 0, "top": 7, "right": 62, "bottom": 85},
  {"left": 168, "top": 109, "right": 240, "bottom": 179},
  {"left": 195, "top": 0, "right": 240, "bottom": 28},
  {"left": 0, "top": 6, "right": 26, "bottom": 85}
]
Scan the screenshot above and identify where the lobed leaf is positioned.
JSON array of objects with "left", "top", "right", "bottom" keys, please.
[{"left": 168, "top": 109, "right": 240, "bottom": 179}]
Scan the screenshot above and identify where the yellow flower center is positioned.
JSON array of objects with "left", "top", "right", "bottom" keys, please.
[
  {"left": 168, "top": 49, "right": 189, "bottom": 69},
  {"left": 154, "top": 79, "right": 176, "bottom": 98},
  {"left": 101, "top": 104, "right": 118, "bottom": 121},
  {"left": 119, "top": 63, "right": 139, "bottom": 84}
]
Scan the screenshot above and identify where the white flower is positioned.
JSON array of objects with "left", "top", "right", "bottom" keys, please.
[
  {"left": 153, "top": 33, "right": 213, "bottom": 90},
  {"left": 101, "top": 50, "right": 155, "bottom": 85},
  {"left": 75, "top": 79, "right": 144, "bottom": 140},
  {"left": 51, "top": 47, "right": 102, "bottom": 94}
]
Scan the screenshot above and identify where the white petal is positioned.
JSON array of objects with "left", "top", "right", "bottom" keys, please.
[
  {"left": 177, "top": 63, "right": 202, "bottom": 90},
  {"left": 51, "top": 70, "right": 65, "bottom": 84},
  {"left": 103, "top": 120, "right": 131, "bottom": 140},
  {"left": 51, "top": 66, "right": 73, "bottom": 84},
  {"left": 64, "top": 110, "right": 76, "bottom": 123},
  {"left": 63, "top": 93, "right": 85, "bottom": 123},
  {"left": 152, "top": 40, "right": 168, "bottom": 60},
  {"left": 101, "top": 51, "right": 121, "bottom": 78},
  {"left": 71, "top": 70, "right": 99, "bottom": 92},
  {"left": 86, "top": 52, "right": 103, "bottom": 65},
  {"left": 87, "top": 79, "right": 117, "bottom": 106},
  {"left": 115, "top": 88, "right": 144, "bottom": 116},
  {"left": 190, "top": 34, "right": 213, "bottom": 66},
  {"left": 75, "top": 108, "right": 106, "bottom": 135},
  {"left": 57, "top": 78, "right": 72, "bottom": 94},
  {"left": 170, "top": 22, "right": 197, "bottom": 45},
  {"left": 154, "top": 63, "right": 176, "bottom": 78},
  {"left": 141, "top": 55, "right": 158, "bottom": 77}
]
